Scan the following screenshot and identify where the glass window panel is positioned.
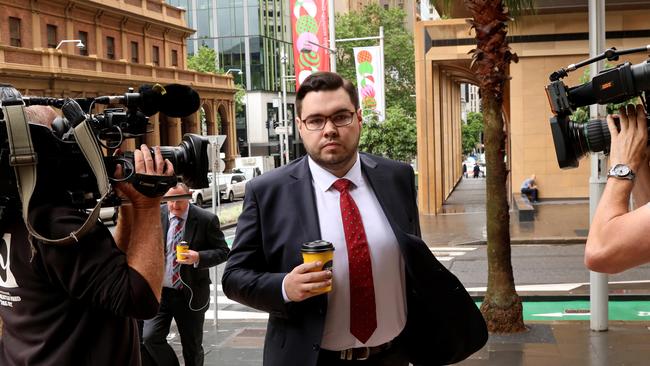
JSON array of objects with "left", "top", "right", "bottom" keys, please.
[
  {"left": 9, "top": 17, "right": 21, "bottom": 47},
  {"left": 47, "top": 24, "right": 57, "bottom": 48},
  {"left": 106, "top": 36, "right": 115, "bottom": 59},
  {"left": 131, "top": 41, "right": 139, "bottom": 63},
  {"left": 197, "top": 9, "right": 210, "bottom": 38},
  {"left": 152, "top": 46, "right": 160, "bottom": 66},
  {"left": 172, "top": 50, "right": 179, "bottom": 66},
  {"left": 78, "top": 31, "right": 89, "bottom": 56}
]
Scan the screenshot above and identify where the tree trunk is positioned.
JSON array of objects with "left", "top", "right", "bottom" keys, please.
[
  {"left": 465, "top": 0, "right": 526, "bottom": 333},
  {"left": 480, "top": 95, "right": 525, "bottom": 333}
]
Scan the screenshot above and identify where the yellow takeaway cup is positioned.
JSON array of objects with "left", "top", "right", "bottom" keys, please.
[{"left": 301, "top": 240, "right": 335, "bottom": 293}]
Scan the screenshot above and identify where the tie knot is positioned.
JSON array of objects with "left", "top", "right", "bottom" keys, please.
[
  {"left": 332, "top": 178, "right": 352, "bottom": 193},
  {"left": 173, "top": 216, "right": 184, "bottom": 226}
]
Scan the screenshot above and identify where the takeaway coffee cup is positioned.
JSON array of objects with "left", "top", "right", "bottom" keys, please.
[
  {"left": 176, "top": 240, "right": 189, "bottom": 261},
  {"left": 301, "top": 240, "right": 335, "bottom": 293}
]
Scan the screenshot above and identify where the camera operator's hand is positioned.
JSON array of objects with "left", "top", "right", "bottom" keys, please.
[
  {"left": 607, "top": 104, "right": 648, "bottom": 173},
  {"left": 114, "top": 145, "right": 174, "bottom": 209},
  {"left": 112, "top": 144, "right": 173, "bottom": 302}
]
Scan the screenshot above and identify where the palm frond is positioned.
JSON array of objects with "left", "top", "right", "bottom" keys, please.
[{"left": 434, "top": 0, "right": 535, "bottom": 18}]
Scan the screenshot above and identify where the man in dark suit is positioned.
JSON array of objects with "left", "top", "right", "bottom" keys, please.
[
  {"left": 222, "top": 72, "right": 486, "bottom": 366},
  {"left": 143, "top": 183, "right": 229, "bottom": 366}
]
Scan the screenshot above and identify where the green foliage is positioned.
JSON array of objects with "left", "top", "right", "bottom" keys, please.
[
  {"left": 234, "top": 83, "right": 246, "bottom": 115},
  {"left": 570, "top": 64, "right": 639, "bottom": 123},
  {"left": 359, "top": 106, "right": 417, "bottom": 162},
  {"left": 187, "top": 45, "right": 218, "bottom": 73},
  {"left": 335, "top": 4, "right": 415, "bottom": 116},
  {"left": 462, "top": 112, "right": 484, "bottom": 154}
]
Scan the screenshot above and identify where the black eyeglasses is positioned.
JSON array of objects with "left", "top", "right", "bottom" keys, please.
[{"left": 299, "top": 111, "right": 356, "bottom": 131}]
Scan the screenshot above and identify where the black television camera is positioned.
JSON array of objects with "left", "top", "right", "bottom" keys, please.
[
  {"left": 545, "top": 45, "right": 650, "bottom": 169},
  {"left": 0, "top": 83, "right": 210, "bottom": 217}
]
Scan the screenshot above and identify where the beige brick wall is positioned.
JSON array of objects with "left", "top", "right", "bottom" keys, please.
[{"left": 416, "top": 9, "right": 650, "bottom": 214}]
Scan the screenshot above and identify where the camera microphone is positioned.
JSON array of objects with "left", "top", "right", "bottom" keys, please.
[
  {"left": 94, "top": 84, "right": 200, "bottom": 118},
  {"left": 156, "top": 84, "right": 201, "bottom": 118}
]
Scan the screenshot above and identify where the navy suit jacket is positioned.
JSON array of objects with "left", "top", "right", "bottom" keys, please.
[
  {"left": 162, "top": 204, "right": 229, "bottom": 311},
  {"left": 222, "top": 153, "right": 486, "bottom": 366}
]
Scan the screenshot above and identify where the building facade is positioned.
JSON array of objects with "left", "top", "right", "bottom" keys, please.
[
  {"left": 0, "top": 0, "right": 237, "bottom": 167},
  {"left": 167, "top": 0, "right": 299, "bottom": 165},
  {"left": 335, "top": 0, "right": 416, "bottom": 32},
  {"left": 415, "top": 1, "right": 650, "bottom": 214}
]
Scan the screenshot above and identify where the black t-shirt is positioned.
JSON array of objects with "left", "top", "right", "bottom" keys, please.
[{"left": 0, "top": 205, "right": 159, "bottom": 366}]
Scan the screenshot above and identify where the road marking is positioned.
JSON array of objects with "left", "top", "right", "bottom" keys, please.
[
  {"left": 206, "top": 311, "right": 269, "bottom": 320},
  {"left": 429, "top": 247, "right": 477, "bottom": 262},
  {"left": 467, "top": 280, "right": 650, "bottom": 293},
  {"left": 211, "top": 284, "right": 269, "bottom": 320},
  {"left": 532, "top": 312, "right": 591, "bottom": 318}
]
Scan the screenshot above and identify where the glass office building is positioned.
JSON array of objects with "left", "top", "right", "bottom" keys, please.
[{"left": 167, "top": 0, "right": 299, "bottom": 161}]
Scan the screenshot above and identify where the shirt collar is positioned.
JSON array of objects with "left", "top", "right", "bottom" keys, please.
[
  {"left": 169, "top": 206, "right": 189, "bottom": 223},
  {"left": 307, "top": 153, "right": 364, "bottom": 193}
]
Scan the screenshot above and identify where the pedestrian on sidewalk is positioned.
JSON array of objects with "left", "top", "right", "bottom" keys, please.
[
  {"left": 142, "top": 183, "right": 229, "bottom": 366},
  {"left": 222, "top": 72, "right": 486, "bottom": 366},
  {"left": 520, "top": 174, "right": 539, "bottom": 203},
  {"left": 462, "top": 162, "right": 467, "bottom": 178},
  {"left": 586, "top": 104, "right": 650, "bottom": 273},
  {"left": 473, "top": 163, "right": 481, "bottom": 178}
]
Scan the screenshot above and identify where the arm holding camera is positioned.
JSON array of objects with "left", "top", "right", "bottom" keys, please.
[
  {"left": 631, "top": 145, "right": 650, "bottom": 207},
  {"left": 585, "top": 104, "right": 650, "bottom": 273},
  {"left": 113, "top": 145, "right": 173, "bottom": 301}
]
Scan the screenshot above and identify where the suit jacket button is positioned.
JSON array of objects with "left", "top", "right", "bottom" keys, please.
[{"left": 312, "top": 344, "right": 320, "bottom": 351}]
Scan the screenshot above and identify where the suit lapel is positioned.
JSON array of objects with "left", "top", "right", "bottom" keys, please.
[
  {"left": 360, "top": 154, "right": 402, "bottom": 233},
  {"left": 289, "top": 157, "right": 321, "bottom": 241},
  {"left": 183, "top": 205, "right": 198, "bottom": 247}
]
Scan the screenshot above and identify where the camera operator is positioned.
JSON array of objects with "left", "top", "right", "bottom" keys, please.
[
  {"left": 0, "top": 106, "right": 174, "bottom": 365},
  {"left": 585, "top": 104, "right": 650, "bottom": 273}
]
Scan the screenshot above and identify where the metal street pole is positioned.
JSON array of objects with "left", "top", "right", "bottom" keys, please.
[
  {"left": 588, "top": 0, "right": 608, "bottom": 332},
  {"left": 328, "top": 0, "right": 336, "bottom": 72},
  {"left": 281, "top": 49, "right": 290, "bottom": 165},
  {"left": 278, "top": 90, "right": 285, "bottom": 166}
]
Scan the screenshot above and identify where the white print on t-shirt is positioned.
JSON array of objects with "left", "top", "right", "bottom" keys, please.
[{"left": 0, "top": 233, "right": 19, "bottom": 289}]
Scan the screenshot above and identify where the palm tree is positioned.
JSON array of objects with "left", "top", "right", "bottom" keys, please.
[{"left": 437, "top": 0, "right": 534, "bottom": 333}]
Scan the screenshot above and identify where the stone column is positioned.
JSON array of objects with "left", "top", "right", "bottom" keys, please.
[
  {"left": 225, "top": 100, "right": 238, "bottom": 170},
  {"left": 144, "top": 113, "right": 160, "bottom": 146},
  {"left": 167, "top": 116, "right": 182, "bottom": 145}
]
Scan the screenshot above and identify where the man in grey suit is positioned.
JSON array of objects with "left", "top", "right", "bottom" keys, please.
[
  {"left": 143, "top": 183, "right": 229, "bottom": 366},
  {"left": 222, "top": 72, "right": 486, "bottom": 366}
]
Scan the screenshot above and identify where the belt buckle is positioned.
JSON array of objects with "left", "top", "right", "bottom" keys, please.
[
  {"left": 356, "top": 347, "right": 370, "bottom": 361},
  {"left": 340, "top": 347, "right": 370, "bottom": 361}
]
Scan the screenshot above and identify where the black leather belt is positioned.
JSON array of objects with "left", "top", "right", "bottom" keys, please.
[{"left": 321, "top": 340, "right": 394, "bottom": 361}]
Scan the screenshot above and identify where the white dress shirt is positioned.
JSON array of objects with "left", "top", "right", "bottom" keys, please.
[{"left": 308, "top": 154, "right": 407, "bottom": 350}]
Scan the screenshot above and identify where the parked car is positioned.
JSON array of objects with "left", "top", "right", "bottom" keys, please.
[{"left": 191, "top": 173, "right": 247, "bottom": 206}]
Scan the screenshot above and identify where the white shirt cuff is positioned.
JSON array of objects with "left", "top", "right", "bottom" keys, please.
[{"left": 281, "top": 274, "right": 291, "bottom": 303}]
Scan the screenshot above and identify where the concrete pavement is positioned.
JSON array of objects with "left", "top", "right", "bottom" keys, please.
[{"left": 175, "top": 176, "right": 650, "bottom": 365}]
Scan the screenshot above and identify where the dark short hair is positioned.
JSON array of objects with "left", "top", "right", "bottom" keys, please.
[{"left": 295, "top": 72, "right": 359, "bottom": 117}]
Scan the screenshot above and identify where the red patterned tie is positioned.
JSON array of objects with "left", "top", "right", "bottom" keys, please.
[
  {"left": 170, "top": 217, "right": 184, "bottom": 289},
  {"left": 333, "top": 178, "right": 377, "bottom": 344}
]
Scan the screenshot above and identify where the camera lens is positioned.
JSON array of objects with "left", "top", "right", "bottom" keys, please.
[
  {"left": 158, "top": 134, "right": 209, "bottom": 189},
  {"left": 551, "top": 116, "right": 650, "bottom": 168}
]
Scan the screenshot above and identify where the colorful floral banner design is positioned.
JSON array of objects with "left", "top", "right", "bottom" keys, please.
[
  {"left": 354, "top": 46, "right": 385, "bottom": 121},
  {"left": 290, "top": 0, "right": 331, "bottom": 90}
]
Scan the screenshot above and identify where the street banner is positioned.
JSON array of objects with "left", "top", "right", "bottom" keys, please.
[
  {"left": 353, "top": 46, "right": 385, "bottom": 121},
  {"left": 290, "top": 0, "right": 331, "bottom": 89}
]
